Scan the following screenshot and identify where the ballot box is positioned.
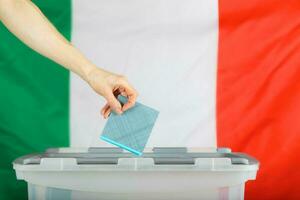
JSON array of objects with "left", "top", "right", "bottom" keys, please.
[{"left": 13, "top": 147, "right": 259, "bottom": 200}]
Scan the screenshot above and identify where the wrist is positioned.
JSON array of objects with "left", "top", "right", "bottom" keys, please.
[
  {"left": 84, "top": 65, "right": 108, "bottom": 87},
  {"left": 81, "top": 64, "right": 100, "bottom": 82}
]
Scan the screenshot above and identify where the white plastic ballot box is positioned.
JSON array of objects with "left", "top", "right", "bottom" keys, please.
[{"left": 13, "top": 147, "right": 259, "bottom": 200}]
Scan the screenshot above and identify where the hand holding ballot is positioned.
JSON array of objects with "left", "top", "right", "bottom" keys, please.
[{"left": 86, "top": 68, "right": 138, "bottom": 118}]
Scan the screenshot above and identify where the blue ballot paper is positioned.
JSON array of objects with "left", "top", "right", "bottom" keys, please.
[{"left": 100, "top": 95, "right": 159, "bottom": 156}]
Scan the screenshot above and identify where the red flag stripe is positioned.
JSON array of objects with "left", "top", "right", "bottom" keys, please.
[{"left": 217, "top": 0, "right": 300, "bottom": 199}]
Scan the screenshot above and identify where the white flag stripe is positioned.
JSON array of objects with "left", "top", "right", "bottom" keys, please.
[{"left": 71, "top": 0, "right": 219, "bottom": 147}]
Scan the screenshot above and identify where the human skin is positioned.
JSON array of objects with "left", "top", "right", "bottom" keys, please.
[{"left": 0, "top": 0, "right": 138, "bottom": 118}]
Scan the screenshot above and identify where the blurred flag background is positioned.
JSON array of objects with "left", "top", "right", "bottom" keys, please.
[{"left": 0, "top": 0, "right": 299, "bottom": 199}]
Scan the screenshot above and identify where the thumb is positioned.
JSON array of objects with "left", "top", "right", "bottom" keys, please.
[{"left": 104, "top": 92, "right": 122, "bottom": 115}]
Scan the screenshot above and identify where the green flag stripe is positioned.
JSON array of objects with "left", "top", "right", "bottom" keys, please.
[{"left": 0, "top": 0, "right": 71, "bottom": 199}]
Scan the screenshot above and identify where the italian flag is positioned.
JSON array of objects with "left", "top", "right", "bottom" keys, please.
[{"left": 0, "top": 0, "right": 299, "bottom": 199}]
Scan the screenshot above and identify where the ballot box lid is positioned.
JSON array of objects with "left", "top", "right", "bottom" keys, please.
[{"left": 13, "top": 147, "right": 259, "bottom": 172}]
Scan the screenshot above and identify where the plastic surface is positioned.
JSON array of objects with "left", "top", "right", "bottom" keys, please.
[
  {"left": 13, "top": 147, "right": 259, "bottom": 200},
  {"left": 101, "top": 96, "right": 159, "bottom": 155}
]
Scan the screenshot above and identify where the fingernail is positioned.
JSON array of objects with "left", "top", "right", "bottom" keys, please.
[{"left": 117, "top": 108, "right": 123, "bottom": 115}]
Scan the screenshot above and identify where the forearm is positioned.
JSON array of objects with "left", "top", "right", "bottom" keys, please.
[
  {"left": 0, "top": 0, "right": 97, "bottom": 80},
  {"left": 0, "top": 0, "right": 138, "bottom": 115}
]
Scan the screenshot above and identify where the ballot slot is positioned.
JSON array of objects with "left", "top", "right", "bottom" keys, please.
[
  {"left": 88, "top": 147, "right": 123, "bottom": 153},
  {"left": 152, "top": 147, "right": 188, "bottom": 154}
]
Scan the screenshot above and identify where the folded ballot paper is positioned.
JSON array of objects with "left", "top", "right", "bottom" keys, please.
[{"left": 100, "top": 95, "right": 159, "bottom": 156}]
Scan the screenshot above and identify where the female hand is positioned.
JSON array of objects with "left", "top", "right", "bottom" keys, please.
[{"left": 86, "top": 68, "right": 138, "bottom": 118}]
